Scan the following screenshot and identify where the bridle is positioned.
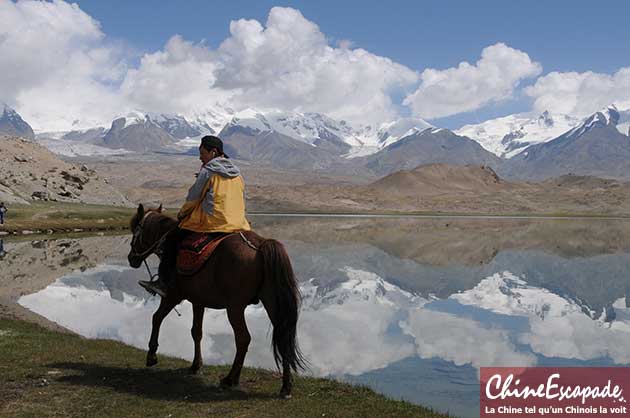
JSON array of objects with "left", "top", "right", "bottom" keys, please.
[
  {"left": 130, "top": 211, "right": 181, "bottom": 314},
  {"left": 130, "top": 212, "right": 170, "bottom": 261},
  {"left": 129, "top": 211, "right": 174, "bottom": 283}
]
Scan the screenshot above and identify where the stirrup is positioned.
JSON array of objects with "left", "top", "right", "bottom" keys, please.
[{"left": 138, "top": 280, "right": 167, "bottom": 298}]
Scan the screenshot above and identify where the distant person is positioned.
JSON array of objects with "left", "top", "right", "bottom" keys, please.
[
  {"left": 139, "top": 135, "right": 251, "bottom": 297},
  {"left": 0, "top": 202, "right": 7, "bottom": 225}
]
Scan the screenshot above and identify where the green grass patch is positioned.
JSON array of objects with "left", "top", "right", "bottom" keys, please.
[
  {"left": 0, "top": 202, "right": 135, "bottom": 234},
  {"left": 0, "top": 318, "right": 447, "bottom": 418}
]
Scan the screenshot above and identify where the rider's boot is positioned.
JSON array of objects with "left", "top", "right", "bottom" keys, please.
[
  {"left": 139, "top": 235, "right": 176, "bottom": 298},
  {"left": 138, "top": 278, "right": 168, "bottom": 298}
]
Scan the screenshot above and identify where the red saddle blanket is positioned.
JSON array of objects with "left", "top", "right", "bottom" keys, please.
[{"left": 176, "top": 232, "right": 233, "bottom": 276}]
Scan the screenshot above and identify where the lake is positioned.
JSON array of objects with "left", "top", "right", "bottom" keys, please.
[{"left": 6, "top": 216, "right": 630, "bottom": 418}]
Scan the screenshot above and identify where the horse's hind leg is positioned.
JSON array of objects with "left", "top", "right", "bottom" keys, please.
[
  {"left": 220, "top": 306, "right": 250, "bottom": 388},
  {"left": 189, "top": 304, "right": 205, "bottom": 374},
  {"left": 147, "top": 296, "right": 180, "bottom": 367}
]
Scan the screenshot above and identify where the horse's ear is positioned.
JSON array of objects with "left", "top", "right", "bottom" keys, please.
[
  {"left": 157, "top": 203, "right": 163, "bottom": 213},
  {"left": 137, "top": 203, "right": 145, "bottom": 218}
]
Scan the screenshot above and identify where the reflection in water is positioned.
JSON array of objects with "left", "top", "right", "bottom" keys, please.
[
  {"left": 13, "top": 217, "right": 630, "bottom": 418},
  {"left": 0, "top": 239, "right": 6, "bottom": 258}
]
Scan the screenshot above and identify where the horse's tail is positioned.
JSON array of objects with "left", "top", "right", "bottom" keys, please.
[{"left": 259, "top": 239, "right": 307, "bottom": 373}]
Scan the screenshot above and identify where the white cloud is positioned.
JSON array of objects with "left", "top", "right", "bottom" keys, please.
[
  {"left": 0, "top": 0, "right": 128, "bottom": 131},
  {"left": 524, "top": 68, "right": 630, "bottom": 117},
  {"left": 125, "top": 7, "right": 418, "bottom": 125},
  {"left": 402, "top": 308, "right": 536, "bottom": 369},
  {"left": 403, "top": 43, "right": 542, "bottom": 119},
  {"left": 1, "top": 3, "right": 419, "bottom": 130},
  {"left": 14, "top": 1, "right": 627, "bottom": 132},
  {"left": 120, "top": 35, "right": 227, "bottom": 116}
]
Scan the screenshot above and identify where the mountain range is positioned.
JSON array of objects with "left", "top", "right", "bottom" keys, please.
[
  {"left": 503, "top": 106, "right": 630, "bottom": 180},
  {"left": 2, "top": 102, "right": 630, "bottom": 181},
  {"left": 455, "top": 110, "right": 582, "bottom": 158}
]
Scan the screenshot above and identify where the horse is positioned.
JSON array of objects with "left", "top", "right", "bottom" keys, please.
[{"left": 127, "top": 204, "right": 305, "bottom": 398}]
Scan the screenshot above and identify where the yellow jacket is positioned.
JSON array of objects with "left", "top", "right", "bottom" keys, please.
[{"left": 178, "top": 157, "right": 251, "bottom": 233}]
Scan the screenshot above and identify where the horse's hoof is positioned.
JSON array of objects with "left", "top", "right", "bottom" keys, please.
[
  {"left": 279, "top": 386, "right": 292, "bottom": 399},
  {"left": 219, "top": 377, "right": 238, "bottom": 389},
  {"left": 146, "top": 354, "right": 158, "bottom": 367}
]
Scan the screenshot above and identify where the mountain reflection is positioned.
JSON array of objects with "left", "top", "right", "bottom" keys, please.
[{"left": 12, "top": 217, "right": 630, "bottom": 418}]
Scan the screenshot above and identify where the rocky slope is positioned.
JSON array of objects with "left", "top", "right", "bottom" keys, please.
[{"left": 0, "top": 136, "right": 130, "bottom": 206}]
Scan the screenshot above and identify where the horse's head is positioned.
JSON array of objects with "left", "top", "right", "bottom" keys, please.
[{"left": 128, "top": 203, "right": 164, "bottom": 268}]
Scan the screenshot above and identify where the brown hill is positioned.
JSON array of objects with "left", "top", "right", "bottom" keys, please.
[
  {"left": 0, "top": 136, "right": 131, "bottom": 206},
  {"left": 370, "top": 163, "right": 512, "bottom": 195},
  {"left": 245, "top": 162, "right": 630, "bottom": 215}
]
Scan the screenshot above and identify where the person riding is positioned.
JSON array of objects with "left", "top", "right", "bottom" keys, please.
[{"left": 139, "top": 135, "right": 251, "bottom": 297}]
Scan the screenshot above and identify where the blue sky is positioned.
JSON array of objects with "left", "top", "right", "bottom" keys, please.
[
  {"left": 2, "top": 0, "right": 630, "bottom": 130},
  {"left": 76, "top": 0, "right": 629, "bottom": 74},
  {"left": 74, "top": 0, "right": 630, "bottom": 127}
]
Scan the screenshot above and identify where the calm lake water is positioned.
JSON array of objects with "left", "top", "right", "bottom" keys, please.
[{"left": 9, "top": 216, "right": 630, "bottom": 418}]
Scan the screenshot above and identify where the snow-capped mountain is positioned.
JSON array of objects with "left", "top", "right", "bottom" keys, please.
[
  {"left": 362, "top": 127, "right": 503, "bottom": 176},
  {"left": 452, "top": 271, "right": 589, "bottom": 320},
  {"left": 301, "top": 266, "right": 428, "bottom": 311},
  {"left": 563, "top": 104, "right": 620, "bottom": 139},
  {"left": 223, "top": 109, "right": 361, "bottom": 148},
  {"left": 375, "top": 118, "right": 434, "bottom": 147},
  {"left": 456, "top": 111, "right": 581, "bottom": 158},
  {"left": 0, "top": 103, "right": 34, "bottom": 139},
  {"left": 146, "top": 112, "right": 219, "bottom": 139},
  {"left": 22, "top": 102, "right": 434, "bottom": 161},
  {"left": 101, "top": 111, "right": 177, "bottom": 152},
  {"left": 503, "top": 105, "right": 630, "bottom": 180},
  {"left": 221, "top": 109, "right": 433, "bottom": 156}
]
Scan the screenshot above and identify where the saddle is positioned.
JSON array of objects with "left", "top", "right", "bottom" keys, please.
[{"left": 176, "top": 232, "right": 233, "bottom": 276}]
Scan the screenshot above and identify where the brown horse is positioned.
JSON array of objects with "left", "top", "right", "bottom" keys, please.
[{"left": 127, "top": 204, "right": 305, "bottom": 398}]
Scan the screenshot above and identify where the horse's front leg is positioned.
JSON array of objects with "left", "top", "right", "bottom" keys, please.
[
  {"left": 220, "top": 306, "right": 250, "bottom": 388},
  {"left": 147, "top": 296, "right": 180, "bottom": 367},
  {"left": 189, "top": 304, "right": 205, "bottom": 374}
]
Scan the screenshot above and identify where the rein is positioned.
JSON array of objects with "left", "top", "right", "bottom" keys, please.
[
  {"left": 143, "top": 259, "right": 159, "bottom": 281},
  {"left": 130, "top": 212, "right": 172, "bottom": 260},
  {"left": 131, "top": 211, "right": 181, "bottom": 315},
  {"left": 239, "top": 231, "right": 258, "bottom": 251},
  {"left": 130, "top": 230, "right": 170, "bottom": 260}
]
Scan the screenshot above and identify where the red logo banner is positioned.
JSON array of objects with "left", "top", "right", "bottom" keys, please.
[{"left": 480, "top": 367, "right": 630, "bottom": 417}]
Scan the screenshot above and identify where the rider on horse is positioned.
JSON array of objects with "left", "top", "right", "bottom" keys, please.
[{"left": 139, "top": 135, "right": 251, "bottom": 297}]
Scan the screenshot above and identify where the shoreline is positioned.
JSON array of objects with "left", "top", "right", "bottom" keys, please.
[{"left": 2, "top": 203, "right": 630, "bottom": 237}]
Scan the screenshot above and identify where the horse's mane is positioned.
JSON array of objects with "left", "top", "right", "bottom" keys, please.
[
  {"left": 130, "top": 206, "right": 178, "bottom": 232},
  {"left": 154, "top": 212, "right": 178, "bottom": 231}
]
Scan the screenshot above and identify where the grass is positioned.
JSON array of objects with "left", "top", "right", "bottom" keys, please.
[
  {"left": 0, "top": 202, "right": 135, "bottom": 234},
  {"left": 0, "top": 318, "right": 448, "bottom": 418}
]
